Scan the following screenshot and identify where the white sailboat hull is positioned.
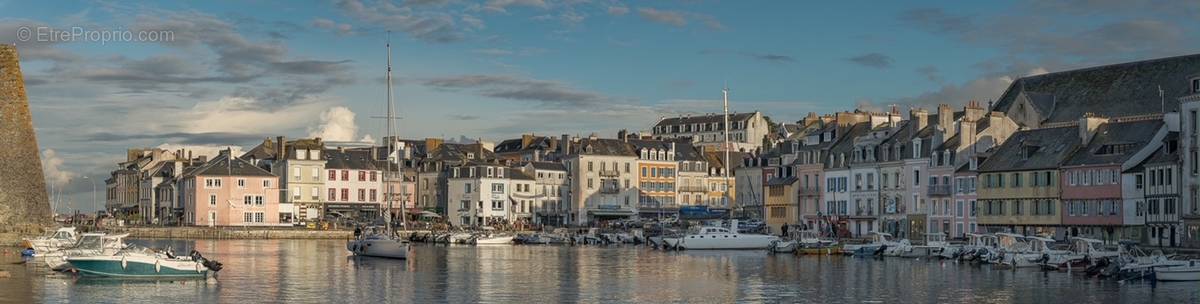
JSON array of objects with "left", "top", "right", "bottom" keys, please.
[
  {"left": 674, "top": 234, "right": 778, "bottom": 250},
  {"left": 474, "top": 236, "right": 514, "bottom": 245},
  {"left": 1156, "top": 263, "right": 1200, "bottom": 281}
]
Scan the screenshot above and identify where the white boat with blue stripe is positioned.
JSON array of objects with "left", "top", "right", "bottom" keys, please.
[{"left": 67, "top": 247, "right": 223, "bottom": 279}]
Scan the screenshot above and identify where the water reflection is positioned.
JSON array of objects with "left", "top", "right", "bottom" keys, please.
[{"left": 9, "top": 240, "right": 1200, "bottom": 303}]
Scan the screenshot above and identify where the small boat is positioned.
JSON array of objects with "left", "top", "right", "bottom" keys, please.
[
  {"left": 662, "top": 220, "right": 779, "bottom": 250},
  {"left": 843, "top": 232, "right": 898, "bottom": 256},
  {"left": 1156, "top": 260, "right": 1200, "bottom": 281},
  {"left": 44, "top": 233, "right": 129, "bottom": 271},
  {"left": 770, "top": 240, "right": 798, "bottom": 253},
  {"left": 348, "top": 227, "right": 409, "bottom": 259},
  {"left": 798, "top": 244, "right": 842, "bottom": 255},
  {"left": 474, "top": 235, "right": 515, "bottom": 245},
  {"left": 24, "top": 227, "right": 79, "bottom": 254},
  {"left": 67, "top": 247, "right": 222, "bottom": 279}
]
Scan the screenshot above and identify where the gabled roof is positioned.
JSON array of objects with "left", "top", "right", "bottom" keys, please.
[
  {"left": 826, "top": 122, "right": 872, "bottom": 168},
  {"left": 993, "top": 54, "right": 1200, "bottom": 124},
  {"left": 978, "top": 126, "right": 1080, "bottom": 172},
  {"left": 187, "top": 151, "right": 275, "bottom": 177},
  {"left": 574, "top": 138, "right": 636, "bottom": 156},
  {"left": 1063, "top": 120, "right": 1163, "bottom": 166},
  {"left": 655, "top": 112, "right": 758, "bottom": 127}
]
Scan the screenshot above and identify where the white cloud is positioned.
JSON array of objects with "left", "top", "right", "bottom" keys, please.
[
  {"left": 308, "top": 106, "right": 360, "bottom": 141},
  {"left": 41, "top": 149, "right": 74, "bottom": 190},
  {"left": 173, "top": 96, "right": 331, "bottom": 135}
]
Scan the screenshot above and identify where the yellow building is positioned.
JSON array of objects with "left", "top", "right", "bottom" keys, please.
[
  {"left": 765, "top": 176, "right": 798, "bottom": 235},
  {"left": 976, "top": 126, "right": 1078, "bottom": 234}
]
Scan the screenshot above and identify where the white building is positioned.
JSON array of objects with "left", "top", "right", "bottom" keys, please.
[
  {"left": 447, "top": 163, "right": 512, "bottom": 227},
  {"left": 520, "top": 162, "right": 569, "bottom": 225},
  {"left": 651, "top": 111, "right": 771, "bottom": 152},
  {"left": 564, "top": 137, "right": 639, "bottom": 225}
]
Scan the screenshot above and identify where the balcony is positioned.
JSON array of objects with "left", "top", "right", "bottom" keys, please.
[
  {"left": 599, "top": 170, "right": 620, "bottom": 177},
  {"left": 599, "top": 186, "right": 620, "bottom": 194},
  {"left": 679, "top": 185, "right": 707, "bottom": 193},
  {"left": 798, "top": 187, "right": 821, "bottom": 196},
  {"left": 927, "top": 184, "right": 952, "bottom": 196}
]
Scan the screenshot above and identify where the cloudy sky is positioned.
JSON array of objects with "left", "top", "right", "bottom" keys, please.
[{"left": 2, "top": 0, "right": 1199, "bottom": 212}]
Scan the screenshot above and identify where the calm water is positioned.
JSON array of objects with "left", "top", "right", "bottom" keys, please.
[{"left": 4, "top": 239, "right": 1200, "bottom": 303}]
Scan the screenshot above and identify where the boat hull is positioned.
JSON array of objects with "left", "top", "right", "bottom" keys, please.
[
  {"left": 674, "top": 234, "right": 778, "bottom": 250},
  {"left": 348, "top": 239, "right": 409, "bottom": 259},
  {"left": 68, "top": 256, "right": 209, "bottom": 278},
  {"left": 474, "top": 236, "right": 515, "bottom": 245}
]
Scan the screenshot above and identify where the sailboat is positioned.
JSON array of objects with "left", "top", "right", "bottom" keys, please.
[{"left": 347, "top": 34, "right": 410, "bottom": 259}]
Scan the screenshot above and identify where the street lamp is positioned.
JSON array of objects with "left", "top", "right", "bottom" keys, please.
[{"left": 82, "top": 176, "right": 97, "bottom": 215}]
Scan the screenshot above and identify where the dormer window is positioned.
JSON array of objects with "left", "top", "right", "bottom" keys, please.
[{"left": 1193, "top": 78, "right": 1200, "bottom": 93}]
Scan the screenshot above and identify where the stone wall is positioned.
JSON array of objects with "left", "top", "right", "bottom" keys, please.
[{"left": 0, "top": 45, "right": 51, "bottom": 233}]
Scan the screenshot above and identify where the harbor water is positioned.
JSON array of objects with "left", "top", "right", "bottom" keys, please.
[{"left": 4, "top": 239, "right": 1199, "bottom": 303}]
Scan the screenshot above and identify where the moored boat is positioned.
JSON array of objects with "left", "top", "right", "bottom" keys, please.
[
  {"left": 1155, "top": 260, "right": 1200, "bottom": 281},
  {"left": 44, "top": 233, "right": 128, "bottom": 271},
  {"left": 24, "top": 227, "right": 79, "bottom": 254},
  {"left": 663, "top": 221, "right": 779, "bottom": 250},
  {"left": 67, "top": 248, "right": 222, "bottom": 279}
]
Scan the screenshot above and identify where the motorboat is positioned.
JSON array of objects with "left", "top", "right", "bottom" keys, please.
[
  {"left": 24, "top": 227, "right": 79, "bottom": 254},
  {"left": 348, "top": 226, "right": 410, "bottom": 259},
  {"left": 1109, "top": 244, "right": 1189, "bottom": 280},
  {"left": 957, "top": 233, "right": 1000, "bottom": 263},
  {"left": 769, "top": 240, "right": 798, "bottom": 253},
  {"left": 900, "top": 233, "right": 955, "bottom": 258},
  {"left": 796, "top": 230, "right": 838, "bottom": 248},
  {"left": 843, "top": 232, "right": 899, "bottom": 256},
  {"left": 43, "top": 233, "right": 129, "bottom": 271},
  {"left": 474, "top": 234, "right": 515, "bottom": 245},
  {"left": 997, "top": 234, "right": 1066, "bottom": 268},
  {"left": 67, "top": 247, "right": 222, "bottom": 279},
  {"left": 661, "top": 220, "right": 779, "bottom": 250},
  {"left": 1044, "top": 237, "right": 1119, "bottom": 270},
  {"left": 1156, "top": 260, "right": 1200, "bottom": 281}
]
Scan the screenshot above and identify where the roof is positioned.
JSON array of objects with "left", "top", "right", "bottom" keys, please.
[
  {"left": 826, "top": 122, "right": 872, "bottom": 168},
  {"left": 978, "top": 126, "right": 1080, "bottom": 172},
  {"left": 993, "top": 54, "right": 1200, "bottom": 124},
  {"left": 704, "top": 150, "right": 747, "bottom": 170},
  {"left": 428, "top": 143, "right": 495, "bottom": 162},
  {"left": 509, "top": 169, "right": 535, "bottom": 180},
  {"left": 1063, "top": 119, "right": 1163, "bottom": 166},
  {"left": 323, "top": 148, "right": 379, "bottom": 170},
  {"left": 573, "top": 138, "right": 636, "bottom": 156},
  {"left": 674, "top": 141, "right": 704, "bottom": 161},
  {"left": 654, "top": 112, "right": 758, "bottom": 127},
  {"left": 527, "top": 161, "right": 566, "bottom": 171},
  {"left": 766, "top": 176, "right": 798, "bottom": 186},
  {"left": 187, "top": 151, "right": 275, "bottom": 177}
]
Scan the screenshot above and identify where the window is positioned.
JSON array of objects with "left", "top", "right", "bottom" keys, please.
[
  {"left": 370, "top": 189, "right": 377, "bottom": 201},
  {"left": 492, "top": 200, "right": 504, "bottom": 210},
  {"left": 588, "top": 161, "right": 594, "bottom": 172},
  {"left": 263, "top": 179, "right": 271, "bottom": 188},
  {"left": 341, "top": 188, "right": 349, "bottom": 201},
  {"left": 625, "top": 163, "right": 631, "bottom": 173},
  {"left": 914, "top": 170, "right": 920, "bottom": 186},
  {"left": 312, "top": 168, "right": 320, "bottom": 180},
  {"left": 1167, "top": 168, "right": 1173, "bottom": 186},
  {"left": 465, "top": 183, "right": 472, "bottom": 193},
  {"left": 204, "top": 178, "right": 222, "bottom": 189},
  {"left": 1193, "top": 79, "right": 1200, "bottom": 93},
  {"left": 341, "top": 170, "right": 350, "bottom": 181},
  {"left": 255, "top": 212, "right": 264, "bottom": 223},
  {"left": 359, "top": 171, "right": 367, "bottom": 181},
  {"left": 588, "top": 178, "right": 594, "bottom": 189},
  {"left": 209, "top": 194, "right": 217, "bottom": 205},
  {"left": 255, "top": 196, "right": 263, "bottom": 205},
  {"left": 358, "top": 189, "right": 366, "bottom": 201},
  {"left": 328, "top": 188, "right": 337, "bottom": 201},
  {"left": 311, "top": 187, "right": 319, "bottom": 199},
  {"left": 292, "top": 186, "right": 300, "bottom": 199},
  {"left": 293, "top": 167, "right": 301, "bottom": 180},
  {"left": 371, "top": 171, "right": 378, "bottom": 181},
  {"left": 957, "top": 200, "right": 964, "bottom": 217},
  {"left": 237, "top": 178, "right": 246, "bottom": 188},
  {"left": 329, "top": 170, "right": 337, "bottom": 181},
  {"left": 244, "top": 212, "right": 253, "bottom": 223},
  {"left": 492, "top": 183, "right": 505, "bottom": 193}
]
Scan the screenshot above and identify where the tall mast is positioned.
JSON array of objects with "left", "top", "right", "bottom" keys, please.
[
  {"left": 722, "top": 87, "right": 731, "bottom": 214},
  {"left": 384, "top": 32, "right": 405, "bottom": 233}
]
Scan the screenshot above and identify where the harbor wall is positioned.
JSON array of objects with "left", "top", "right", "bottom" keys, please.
[{"left": 110, "top": 227, "right": 355, "bottom": 239}]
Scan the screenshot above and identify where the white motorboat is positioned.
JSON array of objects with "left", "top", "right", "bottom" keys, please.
[
  {"left": 958, "top": 233, "right": 1000, "bottom": 263},
  {"left": 44, "top": 233, "right": 129, "bottom": 271},
  {"left": 474, "top": 235, "right": 515, "bottom": 245},
  {"left": 995, "top": 234, "right": 1067, "bottom": 268},
  {"left": 67, "top": 247, "right": 222, "bottom": 279},
  {"left": 1156, "top": 260, "right": 1200, "bottom": 281},
  {"left": 901, "top": 233, "right": 954, "bottom": 258},
  {"left": 348, "top": 227, "right": 409, "bottom": 259},
  {"left": 661, "top": 221, "right": 779, "bottom": 250},
  {"left": 24, "top": 227, "right": 79, "bottom": 254},
  {"left": 770, "top": 240, "right": 798, "bottom": 253},
  {"left": 843, "top": 232, "right": 900, "bottom": 256},
  {"left": 796, "top": 230, "right": 837, "bottom": 248}
]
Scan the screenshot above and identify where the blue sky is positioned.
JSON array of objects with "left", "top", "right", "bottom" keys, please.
[{"left": 2, "top": 0, "right": 1198, "bottom": 211}]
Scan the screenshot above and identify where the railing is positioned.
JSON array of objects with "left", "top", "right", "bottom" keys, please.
[
  {"left": 854, "top": 207, "right": 874, "bottom": 216},
  {"left": 679, "top": 186, "right": 707, "bottom": 193},
  {"left": 599, "top": 170, "right": 620, "bottom": 177},
  {"left": 928, "top": 184, "right": 952, "bottom": 196},
  {"left": 798, "top": 187, "right": 821, "bottom": 196},
  {"left": 599, "top": 186, "right": 620, "bottom": 194}
]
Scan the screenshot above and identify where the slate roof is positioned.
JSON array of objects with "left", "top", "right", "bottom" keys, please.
[
  {"left": 187, "top": 151, "right": 275, "bottom": 177},
  {"left": 993, "top": 54, "right": 1200, "bottom": 124},
  {"left": 766, "top": 176, "right": 798, "bottom": 186},
  {"left": 655, "top": 112, "right": 757, "bottom": 127},
  {"left": 574, "top": 138, "right": 636, "bottom": 156},
  {"left": 674, "top": 140, "right": 704, "bottom": 161},
  {"left": 509, "top": 169, "right": 536, "bottom": 180},
  {"left": 978, "top": 126, "right": 1080, "bottom": 172},
  {"left": 705, "top": 150, "right": 747, "bottom": 170},
  {"left": 527, "top": 161, "right": 567, "bottom": 171},
  {"left": 323, "top": 148, "right": 379, "bottom": 170},
  {"left": 826, "top": 122, "right": 872, "bottom": 168},
  {"left": 1063, "top": 120, "right": 1163, "bottom": 166},
  {"left": 428, "top": 143, "right": 495, "bottom": 162}
]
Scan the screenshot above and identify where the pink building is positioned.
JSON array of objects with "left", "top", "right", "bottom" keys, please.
[
  {"left": 951, "top": 165, "right": 979, "bottom": 238},
  {"left": 182, "top": 151, "right": 281, "bottom": 226}
]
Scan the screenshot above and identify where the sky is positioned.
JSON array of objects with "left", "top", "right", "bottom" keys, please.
[{"left": 2, "top": 0, "right": 1199, "bottom": 212}]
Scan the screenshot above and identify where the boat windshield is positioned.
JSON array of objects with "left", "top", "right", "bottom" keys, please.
[{"left": 73, "top": 235, "right": 104, "bottom": 250}]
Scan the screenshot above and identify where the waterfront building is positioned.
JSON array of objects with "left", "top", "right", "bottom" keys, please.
[
  {"left": 415, "top": 140, "right": 496, "bottom": 217},
  {"left": 651, "top": 111, "right": 771, "bottom": 152},
  {"left": 734, "top": 155, "right": 765, "bottom": 219},
  {"left": 564, "top": 136, "right": 639, "bottom": 225},
  {"left": 243, "top": 137, "right": 326, "bottom": 224},
  {"left": 977, "top": 126, "right": 1078, "bottom": 236},
  {"left": 824, "top": 121, "right": 871, "bottom": 237},
  {"left": 509, "top": 169, "right": 537, "bottom": 224},
  {"left": 322, "top": 148, "right": 383, "bottom": 221},
  {"left": 446, "top": 162, "right": 512, "bottom": 226},
  {"left": 1137, "top": 134, "right": 1183, "bottom": 247},
  {"left": 105, "top": 148, "right": 179, "bottom": 222},
  {"left": 494, "top": 134, "right": 564, "bottom": 164},
  {"left": 702, "top": 151, "right": 736, "bottom": 210},
  {"left": 952, "top": 160, "right": 980, "bottom": 238},
  {"left": 795, "top": 120, "right": 837, "bottom": 231},
  {"left": 1060, "top": 117, "right": 1165, "bottom": 242},
  {"left": 181, "top": 150, "right": 281, "bottom": 226},
  {"left": 765, "top": 173, "right": 798, "bottom": 235},
  {"left": 519, "top": 161, "right": 569, "bottom": 225},
  {"left": 1177, "top": 74, "right": 1200, "bottom": 248},
  {"left": 849, "top": 119, "right": 896, "bottom": 238},
  {"left": 674, "top": 141, "right": 709, "bottom": 207},
  {"left": 630, "top": 139, "right": 679, "bottom": 219}
]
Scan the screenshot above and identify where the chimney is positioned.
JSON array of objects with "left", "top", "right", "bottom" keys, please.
[
  {"left": 964, "top": 100, "right": 986, "bottom": 122},
  {"left": 521, "top": 134, "right": 534, "bottom": 149},
  {"left": 276, "top": 136, "right": 287, "bottom": 160},
  {"left": 937, "top": 104, "right": 956, "bottom": 139},
  {"left": 1079, "top": 113, "right": 1107, "bottom": 146},
  {"left": 618, "top": 129, "right": 628, "bottom": 142},
  {"left": 803, "top": 112, "right": 820, "bottom": 126},
  {"left": 910, "top": 108, "right": 929, "bottom": 132},
  {"left": 561, "top": 134, "right": 571, "bottom": 154},
  {"left": 956, "top": 117, "right": 976, "bottom": 154}
]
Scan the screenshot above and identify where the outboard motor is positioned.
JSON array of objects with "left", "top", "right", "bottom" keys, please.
[
  {"left": 190, "top": 250, "right": 224, "bottom": 272},
  {"left": 874, "top": 245, "right": 888, "bottom": 257}
]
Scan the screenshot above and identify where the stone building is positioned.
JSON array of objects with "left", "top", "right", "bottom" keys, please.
[{"left": 0, "top": 45, "right": 51, "bottom": 230}]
